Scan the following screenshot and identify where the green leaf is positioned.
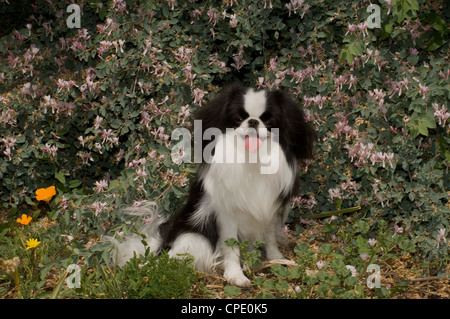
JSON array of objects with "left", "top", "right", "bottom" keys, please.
[
  {"left": 339, "top": 47, "right": 352, "bottom": 64},
  {"left": 263, "top": 278, "right": 276, "bottom": 290},
  {"left": 294, "top": 242, "right": 311, "bottom": 255},
  {"left": 271, "top": 264, "right": 289, "bottom": 278},
  {"left": 319, "top": 244, "right": 334, "bottom": 256},
  {"left": 398, "top": 238, "right": 416, "bottom": 253},
  {"left": 68, "top": 180, "right": 83, "bottom": 189},
  {"left": 224, "top": 238, "right": 239, "bottom": 247},
  {"left": 96, "top": 61, "right": 107, "bottom": 69},
  {"left": 356, "top": 235, "right": 370, "bottom": 254},
  {"left": 256, "top": 292, "right": 276, "bottom": 299},
  {"left": 426, "top": 33, "right": 447, "bottom": 51},
  {"left": 408, "top": 111, "right": 437, "bottom": 137},
  {"left": 55, "top": 172, "right": 66, "bottom": 185},
  {"left": 288, "top": 267, "right": 302, "bottom": 279},
  {"left": 224, "top": 285, "right": 241, "bottom": 298},
  {"left": 348, "top": 40, "right": 365, "bottom": 57},
  {"left": 382, "top": 23, "right": 393, "bottom": 35},
  {"left": 50, "top": 270, "right": 69, "bottom": 299},
  {"left": 276, "top": 280, "right": 289, "bottom": 291}
]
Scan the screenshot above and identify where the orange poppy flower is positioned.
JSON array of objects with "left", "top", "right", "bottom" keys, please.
[
  {"left": 35, "top": 186, "right": 56, "bottom": 202},
  {"left": 16, "top": 214, "right": 32, "bottom": 225}
]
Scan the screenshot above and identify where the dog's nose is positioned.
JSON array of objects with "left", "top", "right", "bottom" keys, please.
[{"left": 248, "top": 119, "right": 259, "bottom": 128}]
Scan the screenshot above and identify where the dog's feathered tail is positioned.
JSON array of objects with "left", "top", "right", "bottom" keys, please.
[{"left": 105, "top": 201, "right": 167, "bottom": 267}]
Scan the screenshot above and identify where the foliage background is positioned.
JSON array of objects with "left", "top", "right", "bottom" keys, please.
[{"left": 0, "top": 0, "right": 449, "bottom": 292}]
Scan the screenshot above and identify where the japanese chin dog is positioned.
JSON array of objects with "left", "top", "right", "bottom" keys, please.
[{"left": 111, "top": 84, "right": 316, "bottom": 287}]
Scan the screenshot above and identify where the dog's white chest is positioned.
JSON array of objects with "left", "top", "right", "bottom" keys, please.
[{"left": 202, "top": 135, "right": 294, "bottom": 224}]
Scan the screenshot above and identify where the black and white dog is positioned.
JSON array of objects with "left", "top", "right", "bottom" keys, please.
[{"left": 112, "top": 84, "right": 316, "bottom": 287}]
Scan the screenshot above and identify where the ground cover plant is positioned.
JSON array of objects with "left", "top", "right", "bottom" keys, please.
[{"left": 0, "top": 0, "right": 449, "bottom": 299}]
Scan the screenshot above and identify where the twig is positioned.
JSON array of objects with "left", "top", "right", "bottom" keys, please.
[
  {"left": 406, "top": 277, "right": 449, "bottom": 283},
  {"left": 253, "top": 259, "right": 297, "bottom": 273},
  {"left": 197, "top": 271, "right": 226, "bottom": 282},
  {"left": 205, "top": 284, "right": 224, "bottom": 289}
]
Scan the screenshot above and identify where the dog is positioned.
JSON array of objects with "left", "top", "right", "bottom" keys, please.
[{"left": 111, "top": 84, "right": 316, "bottom": 287}]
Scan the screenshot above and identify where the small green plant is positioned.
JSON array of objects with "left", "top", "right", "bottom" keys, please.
[
  {"left": 75, "top": 249, "right": 200, "bottom": 299},
  {"left": 117, "top": 249, "right": 199, "bottom": 299}
]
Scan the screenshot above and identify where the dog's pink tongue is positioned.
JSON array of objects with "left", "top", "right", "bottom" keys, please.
[{"left": 244, "top": 136, "right": 263, "bottom": 153}]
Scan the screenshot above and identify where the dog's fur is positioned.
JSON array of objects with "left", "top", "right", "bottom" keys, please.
[{"left": 110, "top": 84, "right": 315, "bottom": 287}]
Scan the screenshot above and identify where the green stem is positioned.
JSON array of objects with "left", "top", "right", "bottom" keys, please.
[{"left": 14, "top": 269, "right": 23, "bottom": 299}]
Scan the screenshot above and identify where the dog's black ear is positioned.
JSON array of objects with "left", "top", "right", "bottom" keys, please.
[
  {"left": 192, "top": 83, "right": 247, "bottom": 162},
  {"left": 194, "top": 83, "right": 246, "bottom": 131},
  {"left": 269, "top": 90, "right": 317, "bottom": 162}
]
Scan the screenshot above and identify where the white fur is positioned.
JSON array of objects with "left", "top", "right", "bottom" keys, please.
[
  {"left": 106, "top": 201, "right": 166, "bottom": 267},
  {"left": 243, "top": 89, "right": 266, "bottom": 118},
  {"left": 168, "top": 233, "right": 220, "bottom": 273}
]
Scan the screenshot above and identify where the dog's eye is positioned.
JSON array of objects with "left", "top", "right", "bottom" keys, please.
[
  {"left": 236, "top": 116, "right": 244, "bottom": 122},
  {"left": 264, "top": 120, "right": 271, "bottom": 126}
]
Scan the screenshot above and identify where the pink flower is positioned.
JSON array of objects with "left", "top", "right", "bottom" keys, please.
[
  {"left": 328, "top": 188, "right": 342, "bottom": 200},
  {"left": 368, "top": 238, "right": 377, "bottom": 246},
  {"left": 433, "top": 103, "right": 450, "bottom": 127},
  {"left": 436, "top": 228, "right": 447, "bottom": 248},
  {"left": 101, "top": 129, "right": 113, "bottom": 144},
  {"left": 94, "top": 116, "right": 104, "bottom": 130},
  {"left": 193, "top": 88, "right": 206, "bottom": 106},
  {"left": 134, "top": 167, "right": 148, "bottom": 183},
  {"left": 78, "top": 152, "right": 94, "bottom": 166},
  {"left": 348, "top": 75, "right": 358, "bottom": 89},
  {"left": 90, "top": 201, "right": 108, "bottom": 217},
  {"left": 285, "top": 0, "right": 305, "bottom": 17},
  {"left": 42, "top": 143, "right": 58, "bottom": 158},
  {"left": 334, "top": 75, "right": 347, "bottom": 92},
  {"left": 357, "top": 21, "right": 368, "bottom": 37},
  {"left": 345, "top": 24, "right": 358, "bottom": 36},
  {"left": 229, "top": 14, "right": 238, "bottom": 28},
  {"left": 207, "top": 8, "right": 219, "bottom": 26},
  {"left": 418, "top": 84, "right": 429, "bottom": 99},
  {"left": 384, "top": 0, "right": 393, "bottom": 14},
  {"left": 393, "top": 222, "right": 403, "bottom": 237},
  {"left": 7, "top": 51, "right": 19, "bottom": 69},
  {"left": 231, "top": 45, "right": 248, "bottom": 71},
  {"left": 177, "top": 105, "right": 190, "bottom": 125},
  {"left": 94, "top": 180, "right": 109, "bottom": 193},
  {"left": 263, "top": 0, "right": 273, "bottom": 9},
  {"left": 439, "top": 69, "right": 449, "bottom": 81},
  {"left": 56, "top": 78, "right": 77, "bottom": 92},
  {"left": 111, "top": 0, "right": 128, "bottom": 14}
]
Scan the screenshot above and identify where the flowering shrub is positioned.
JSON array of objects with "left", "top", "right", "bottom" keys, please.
[{"left": 0, "top": 0, "right": 448, "bottom": 269}]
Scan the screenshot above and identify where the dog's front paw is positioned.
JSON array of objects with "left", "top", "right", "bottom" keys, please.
[{"left": 224, "top": 270, "right": 251, "bottom": 288}]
